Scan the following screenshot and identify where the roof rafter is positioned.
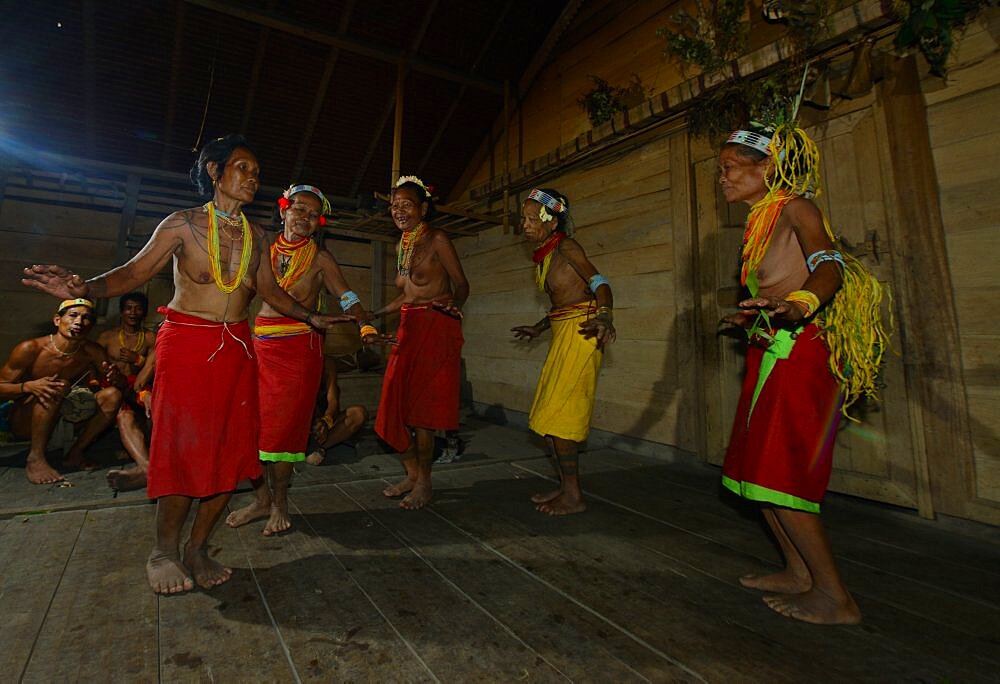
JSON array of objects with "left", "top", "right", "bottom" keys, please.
[
  {"left": 161, "top": 0, "right": 188, "bottom": 168},
  {"left": 181, "top": 0, "right": 503, "bottom": 94},
  {"left": 289, "top": 0, "right": 356, "bottom": 182}
]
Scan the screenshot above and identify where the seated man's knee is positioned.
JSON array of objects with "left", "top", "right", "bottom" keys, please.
[
  {"left": 117, "top": 407, "right": 137, "bottom": 430},
  {"left": 348, "top": 405, "right": 368, "bottom": 427},
  {"left": 96, "top": 387, "right": 123, "bottom": 412}
]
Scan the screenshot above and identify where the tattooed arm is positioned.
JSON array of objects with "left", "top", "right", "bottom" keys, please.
[{"left": 23, "top": 210, "right": 188, "bottom": 300}]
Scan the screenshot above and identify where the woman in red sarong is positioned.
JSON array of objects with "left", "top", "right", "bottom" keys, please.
[{"left": 372, "top": 175, "right": 469, "bottom": 510}]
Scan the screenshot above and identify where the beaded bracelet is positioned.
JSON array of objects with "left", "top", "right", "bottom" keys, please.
[
  {"left": 137, "top": 389, "right": 153, "bottom": 404},
  {"left": 321, "top": 415, "right": 335, "bottom": 429},
  {"left": 359, "top": 324, "right": 379, "bottom": 338},
  {"left": 784, "top": 289, "right": 821, "bottom": 318}
]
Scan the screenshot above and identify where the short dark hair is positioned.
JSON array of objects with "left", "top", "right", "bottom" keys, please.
[
  {"left": 392, "top": 180, "right": 436, "bottom": 221},
  {"left": 119, "top": 291, "right": 148, "bottom": 315},
  {"left": 721, "top": 141, "right": 769, "bottom": 162},
  {"left": 189, "top": 134, "right": 255, "bottom": 198}
]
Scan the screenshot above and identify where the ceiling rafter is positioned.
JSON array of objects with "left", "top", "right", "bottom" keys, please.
[
  {"left": 348, "top": 0, "right": 439, "bottom": 197},
  {"left": 239, "top": 0, "right": 278, "bottom": 136},
  {"left": 416, "top": 0, "right": 513, "bottom": 177},
  {"left": 161, "top": 0, "right": 188, "bottom": 168},
  {"left": 289, "top": 0, "right": 356, "bottom": 183},
  {"left": 82, "top": 0, "right": 97, "bottom": 158},
  {"left": 181, "top": 0, "right": 503, "bottom": 94},
  {"left": 447, "top": 0, "right": 583, "bottom": 202}
]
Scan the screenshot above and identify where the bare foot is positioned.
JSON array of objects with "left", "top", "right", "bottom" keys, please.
[
  {"left": 400, "top": 481, "right": 432, "bottom": 510},
  {"left": 147, "top": 549, "right": 194, "bottom": 594},
  {"left": 763, "top": 589, "right": 862, "bottom": 625},
  {"left": 26, "top": 459, "right": 65, "bottom": 484},
  {"left": 106, "top": 466, "right": 147, "bottom": 493},
  {"left": 262, "top": 505, "right": 292, "bottom": 536},
  {"left": 225, "top": 500, "right": 271, "bottom": 528},
  {"left": 530, "top": 489, "right": 562, "bottom": 504},
  {"left": 383, "top": 476, "right": 416, "bottom": 498},
  {"left": 536, "top": 493, "right": 587, "bottom": 515},
  {"left": 739, "top": 569, "right": 812, "bottom": 594},
  {"left": 183, "top": 544, "right": 232, "bottom": 590}
]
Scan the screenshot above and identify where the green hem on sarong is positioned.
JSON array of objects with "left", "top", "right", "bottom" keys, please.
[
  {"left": 259, "top": 450, "right": 306, "bottom": 463},
  {"left": 721, "top": 475, "right": 821, "bottom": 513}
]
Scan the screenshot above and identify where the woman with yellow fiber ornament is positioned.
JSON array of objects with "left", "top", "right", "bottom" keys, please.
[{"left": 718, "top": 118, "right": 890, "bottom": 625}]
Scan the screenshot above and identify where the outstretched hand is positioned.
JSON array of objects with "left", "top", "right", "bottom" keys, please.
[
  {"left": 432, "top": 299, "right": 463, "bottom": 319},
  {"left": 511, "top": 325, "right": 540, "bottom": 340},
  {"left": 309, "top": 313, "right": 356, "bottom": 329},
  {"left": 22, "top": 264, "right": 89, "bottom": 300},
  {"left": 578, "top": 317, "right": 616, "bottom": 349},
  {"left": 739, "top": 296, "right": 804, "bottom": 324},
  {"left": 102, "top": 361, "right": 126, "bottom": 389},
  {"left": 363, "top": 332, "right": 397, "bottom": 346}
]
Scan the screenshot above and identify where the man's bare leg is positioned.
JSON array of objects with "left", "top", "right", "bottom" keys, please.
[
  {"left": 761, "top": 507, "right": 861, "bottom": 625},
  {"left": 13, "top": 398, "right": 65, "bottom": 484},
  {"left": 183, "top": 492, "right": 234, "bottom": 589},
  {"left": 308, "top": 406, "right": 369, "bottom": 465},
  {"left": 64, "top": 387, "right": 121, "bottom": 470},
  {"left": 226, "top": 466, "right": 273, "bottom": 528},
  {"left": 537, "top": 437, "right": 586, "bottom": 515},
  {"left": 147, "top": 495, "right": 194, "bottom": 594},
  {"left": 262, "top": 461, "right": 294, "bottom": 536},
  {"left": 530, "top": 435, "right": 563, "bottom": 504},
  {"left": 107, "top": 408, "right": 149, "bottom": 492},
  {"left": 400, "top": 427, "right": 433, "bottom": 510},
  {"left": 383, "top": 440, "right": 417, "bottom": 497},
  {"left": 739, "top": 506, "right": 812, "bottom": 593}
]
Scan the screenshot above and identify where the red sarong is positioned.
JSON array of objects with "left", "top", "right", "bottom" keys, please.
[
  {"left": 375, "top": 304, "right": 463, "bottom": 453},
  {"left": 722, "top": 324, "right": 842, "bottom": 513},
  {"left": 147, "top": 308, "right": 261, "bottom": 499},
  {"left": 254, "top": 315, "right": 324, "bottom": 462}
]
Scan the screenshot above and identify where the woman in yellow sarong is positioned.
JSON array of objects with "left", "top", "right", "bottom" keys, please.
[{"left": 511, "top": 188, "right": 615, "bottom": 515}]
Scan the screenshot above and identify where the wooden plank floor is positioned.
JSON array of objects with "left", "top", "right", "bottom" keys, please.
[{"left": 1, "top": 417, "right": 998, "bottom": 682}]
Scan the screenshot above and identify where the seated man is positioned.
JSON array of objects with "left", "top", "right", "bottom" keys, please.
[
  {"left": 0, "top": 298, "right": 123, "bottom": 483},
  {"left": 106, "top": 345, "right": 156, "bottom": 493},
  {"left": 97, "top": 292, "right": 157, "bottom": 493},
  {"left": 305, "top": 357, "right": 368, "bottom": 465}
]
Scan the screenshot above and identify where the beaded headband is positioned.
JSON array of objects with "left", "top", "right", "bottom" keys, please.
[
  {"left": 57, "top": 298, "right": 95, "bottom": 314},
  {"left": 526, "top": 189, "right": 566, "bottom": 214},
  {"left": 726, "top": 129, "right": 773, "bottom": 154}
]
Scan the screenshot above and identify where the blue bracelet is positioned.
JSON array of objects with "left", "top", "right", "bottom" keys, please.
[
  {"left": 588, "top": 274, "right": 610, "bottom": 293},
  {"left": 339, "top": 289, "right": 361, "bottom": 312},
  {"left": 806, "top": 249, "right": 844, "bottom": 273}
]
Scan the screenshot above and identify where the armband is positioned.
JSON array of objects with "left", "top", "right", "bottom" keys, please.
[
  {"left": 784, "top": 290, "right": 821, "bottom": 318},
  {"left": 588, "top": 274, "right": 610, "bottom": 293},
  {"left": 320, "top": 415, "right": 335, "bottom": 429},
  {"left": 339, "top": 289, "right": 361, "bottom": 312},
  {"left": 806, "top": 249, "right": 845, "bottom": 273},
  {"left": 359, "top": 324, "right": 379, "bottom": 338}
]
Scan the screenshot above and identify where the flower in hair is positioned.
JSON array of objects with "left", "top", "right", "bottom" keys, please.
[{"left": 395, "top": 175, "right": 429, "bottom": 194}]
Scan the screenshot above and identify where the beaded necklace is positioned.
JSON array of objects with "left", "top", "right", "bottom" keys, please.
[
  {"left": 739, "top": 190, "right": 794, "bottom": 295},
  {"left": 397, "top": 222, "right": 427, "bottom": 275},
  {"left": 271, "top": 233, "right": 317, "bottom": 290},
  {"left": 118, "top": 327, "right": 146, "bottom": 353},
  {"left": 49, "top": 333, "right": 80, "bottom": 358},
  {"left": 532, "top": 231, "right": 566, "bottom": 292},
  {"left": 205, "top": 201, "right": 253, "bottom": 294}
]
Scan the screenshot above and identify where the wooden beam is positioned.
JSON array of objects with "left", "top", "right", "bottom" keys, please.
[
  {"left": 447, "top": 0, "right": 584, "bottom": 202},
  {"left": 116, "top": 174, "right": 140, "bottom": 262},
  {"left": 323, "top": 227, "right": 397, "bottom": 243},
  {"left": 290, "top": 1, "right": 355, "bottom": 181},
  {"left": 876, "top": 56, "right": 975, "bottom": 520},
  {"left": 161, "top": 1, "right": 187, "bottom": 168},
  {"left": 416, "top": 0, "right": 513, "bottom": 176},
  {"left": 181, "top": 0, "right": 502, "bottom": 94},
  {"left": 390, "top": 63, "right": 405, "bottom": 187},
  {"left": 370, "top": 242, "right": 385, "bottom": 313},
  {"left": 239, "top": 0, "right": 280, "bottom": 136}
]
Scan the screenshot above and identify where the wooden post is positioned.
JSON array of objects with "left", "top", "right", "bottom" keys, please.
[
  {"left": 502, "top": 79, "right": 510, "bottom": 234},
  {"left": 391, "top": 62, "right": 405, "bottom": 187},
  {"left": 370, "top": 241, "right": 385, "bottom": 315},
  {"left": 876, "top": 56, "right": 974, "bottom": 520},
  {"left": 117, "top": 174, "right": 140, "bottom": 264}
]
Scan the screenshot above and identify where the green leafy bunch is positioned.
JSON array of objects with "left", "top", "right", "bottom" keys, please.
[
  {"left": 658, "top": 0, "right": 748, "bottom": 72},
  {"left": 892, "top": 0, "right": 997, "bottom": 76}
]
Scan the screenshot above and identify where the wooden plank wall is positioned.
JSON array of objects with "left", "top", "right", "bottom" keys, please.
[
  {"left": 923, "top": 10, "right": 1000, "bottom": 508},
  {"left": 457, "top": 132, "right": 700, "bottom": 452}
]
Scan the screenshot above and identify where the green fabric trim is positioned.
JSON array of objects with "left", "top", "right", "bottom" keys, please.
[
  {"left": 721, "top": 475, "right": 821, "bottom": 513},
  {"left": 748, "top": 325, "right": 801, "bottom": 425},
  {"left": 259, "top": 450, "right": 306, "bottom": 463}
]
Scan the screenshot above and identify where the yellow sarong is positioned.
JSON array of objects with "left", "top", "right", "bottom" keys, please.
[{"left": 528, "top": 302, "right": 603, "bottom": 442}]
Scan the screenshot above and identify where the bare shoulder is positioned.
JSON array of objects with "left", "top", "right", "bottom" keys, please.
[
  {"left": 95, "top": 329, "right": 114, "bottom": 344},
  {"left": 7, "top": 338, "right": 43, "bottom": 364},
  {"left": 159, "top": 208, "right": 202, "bottom": 231},
  {"left": 315, "top": 248, "right": 339, "bottom": 267},
  {"left": 428, "top": 228, "right": 454, "bottom": 247},
  {"left": 783, "top": 196, "right": 823, "bottom": 223},
  {"left": 83, "top": 340, "right": 109, "bottom": 362},
  {"left": 556, "top": 236, "right": 587, "bottom": 258}
]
